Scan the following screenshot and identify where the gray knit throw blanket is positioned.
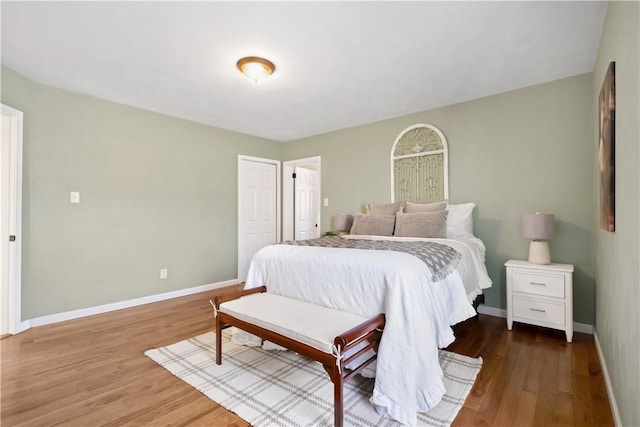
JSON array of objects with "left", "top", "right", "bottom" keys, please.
[{"left": 279, "top": 236, "right": 461, "bottom": 282}]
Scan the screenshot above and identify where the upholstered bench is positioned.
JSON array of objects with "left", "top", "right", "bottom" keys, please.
[{"left": 213, "top": 286, "right": 385, "bottom": 427}]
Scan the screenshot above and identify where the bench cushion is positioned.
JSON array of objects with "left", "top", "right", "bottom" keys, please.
[{"left": 219, "top": 293, "right": 370, "bottom": 354}]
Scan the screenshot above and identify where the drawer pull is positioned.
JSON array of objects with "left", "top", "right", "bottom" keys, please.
[
  {"left": 530, "top": 308, "right": 546, "bottom": 313},
  {"left": 530, "top": 282, "right": 547, "bottom": 286}
]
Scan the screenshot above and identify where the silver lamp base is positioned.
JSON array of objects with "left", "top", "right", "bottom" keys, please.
[{"left": 528, "top": 241, "right": 551, "bottom": 264}]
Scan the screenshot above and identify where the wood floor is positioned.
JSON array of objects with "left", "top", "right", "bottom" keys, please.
[{"left": 1, "top": 285, "right": 614, "bottom": 427}]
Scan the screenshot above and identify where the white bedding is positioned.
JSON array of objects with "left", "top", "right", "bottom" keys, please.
[
  {"left": 243, "top": 235, "right": 492, "bottom": 425},
  {"left": 341, "top": 234, "right": 493, "bottom": 303}
]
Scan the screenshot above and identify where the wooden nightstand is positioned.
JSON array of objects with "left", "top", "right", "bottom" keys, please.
[{"left": 505, "top": 260, "right": 574, "bottom": 342}]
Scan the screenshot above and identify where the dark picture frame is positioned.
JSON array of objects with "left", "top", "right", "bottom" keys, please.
[{"left": 599, "top": 61, "right": 615, "bottom": 232}]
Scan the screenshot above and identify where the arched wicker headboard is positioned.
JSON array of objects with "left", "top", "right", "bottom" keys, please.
[{"left": 390, "top": 124, "right": 449, "bottom": 203}]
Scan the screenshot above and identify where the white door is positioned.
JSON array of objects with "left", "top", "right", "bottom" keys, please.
[
  {"left": 238, "top": 156, "right": 280, "bottom": 282},
  {"left": 0, "top": 104, "right": 23, "bottom": 335},
  {"left": 294, "top": 167, "right": 319, "bottom": 240}
]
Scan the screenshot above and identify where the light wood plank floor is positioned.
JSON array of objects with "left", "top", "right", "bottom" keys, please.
[{"left": 1, "top": 285, "right": 614, "bottom": 426}]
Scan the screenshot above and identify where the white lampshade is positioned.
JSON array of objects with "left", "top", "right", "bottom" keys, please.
[
  {"left": 333, "top": 214, "right": 354, "bottom": 232},
  {"left": 522, "top": 212, "right": 555, "bottom": 264},
  {"left": 522, "top": 213, "right": 555, "bottom": 240}
]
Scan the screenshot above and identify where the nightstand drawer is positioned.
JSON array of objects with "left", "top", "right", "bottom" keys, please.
[
  {"left": 512, "top": 296, "right": 565, "bottom": 326},
  {"left": 512, "top": 271, "right": 565, "bottom": 298}
]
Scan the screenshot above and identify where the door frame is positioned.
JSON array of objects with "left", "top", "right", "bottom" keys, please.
[
  {"left": 1, "top": 104, "right": 23, "bottom": 335},
  {"left": 237, "top": 155, "right": 281, "bottom": 282},
  {"left": 283, "top": 156, "right": 321, "bottom": 241}
]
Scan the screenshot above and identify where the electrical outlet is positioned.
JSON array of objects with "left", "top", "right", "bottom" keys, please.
[{"left": 160, "top": 269, "right": 168, "bottom": 279}]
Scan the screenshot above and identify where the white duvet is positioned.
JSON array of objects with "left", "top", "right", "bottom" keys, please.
[{"left": 243, "top": 235, "right": 492, "bottom": 425}]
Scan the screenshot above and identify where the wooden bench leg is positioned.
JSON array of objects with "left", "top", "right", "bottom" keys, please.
[
  {"left": 324, "top": 364, "right": 344, "bottom": 427},
  {"left": 334, "top": 371, "right": 344, "bottom": 427},
  {"left": 215, "top": 314, "right": 223, "bottom": 365}
]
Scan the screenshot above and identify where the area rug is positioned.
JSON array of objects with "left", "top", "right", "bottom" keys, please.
[{"left": 145, "top": 331, "right": 482, "bottom": 427}]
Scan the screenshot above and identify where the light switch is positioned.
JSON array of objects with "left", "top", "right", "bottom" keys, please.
[
  {"left": 323, "top": 198, "right": 329, "bottom": 206},
  {"left": 70, "top": 192, "right": 80, "bottom": 204}
]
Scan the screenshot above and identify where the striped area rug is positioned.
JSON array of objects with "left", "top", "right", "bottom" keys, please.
[{"left": 145, "top": 331, "right": 482, "bottom": 427}]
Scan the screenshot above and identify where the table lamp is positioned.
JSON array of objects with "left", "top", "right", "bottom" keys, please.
[
  {"left": 333, "top": 214, "right": 354, "bottom": 235},
  {"left": 522, "top": 213, "right": 555, "bottom": 264}
]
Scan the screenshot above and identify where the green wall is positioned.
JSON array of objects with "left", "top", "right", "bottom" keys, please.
[
  {"left": 283, "top": 74, "right": 596, "bottom": 325},
  {"left": 2, "top": 66, "right": 601, "bottom": 327},
  {"left": 593, "top": 2, "right": 640, "bottom": 426},
  {"left": 1, "top": 66, "right": 283, "bottom": 320}
]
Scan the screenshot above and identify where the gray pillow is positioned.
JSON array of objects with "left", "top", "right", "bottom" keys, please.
[
  {"left": 367, "top": 201, "right": 402, "bottom": 215},
  {"left": 350, "top": 214, "right": 396, "bottom": 236},
  {"left": 404, "top": 200, "right": 447, "bottom": 213},
  {"left": 394, "top": 211, "right": 448, "bottom": 238}
]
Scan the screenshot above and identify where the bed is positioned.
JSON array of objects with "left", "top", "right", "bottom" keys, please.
[
  {"left": 238, "top": 124, "right": 492, "bottom": 425},
  {"left": 243, "top": 231, "right": 491, "bottom": 425}
]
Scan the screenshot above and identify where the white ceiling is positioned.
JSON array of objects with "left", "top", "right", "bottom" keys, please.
[{"left": 1, "top": 1, "right": 607, "bottom": 142}]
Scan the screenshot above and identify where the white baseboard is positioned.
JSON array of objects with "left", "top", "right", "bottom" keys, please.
[
  {"left": 476, "top": 304, "right": 507, "bottom": 318},
  {"left": 25, "top": 279, "right": 239, "bottom": 330},
  {"left": 594, "top": 331, "right": 622, "bottom": 427},
  {"left": 477, "top": 304, "right": 594, "bottom": 335},
  {"left": 17, "top": 319, "right": 31, "bottom": 333}
]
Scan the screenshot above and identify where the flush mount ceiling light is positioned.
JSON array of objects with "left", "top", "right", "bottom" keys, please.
[{"left": 237, "top": 56, "right": 276, "bottom": 83}]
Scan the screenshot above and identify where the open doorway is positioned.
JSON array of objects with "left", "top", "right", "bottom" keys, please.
[{"left": 283, "top": 156, "right": 321, "bottom": 241}]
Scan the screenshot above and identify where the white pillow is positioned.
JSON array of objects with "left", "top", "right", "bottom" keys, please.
[{"left": 447, "top": 203, "right": 475, "bottom": 237}]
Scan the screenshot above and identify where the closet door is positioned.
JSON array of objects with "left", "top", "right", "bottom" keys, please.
[{"left": 238, "top": 156, "right": 280, "bottom": 282}]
